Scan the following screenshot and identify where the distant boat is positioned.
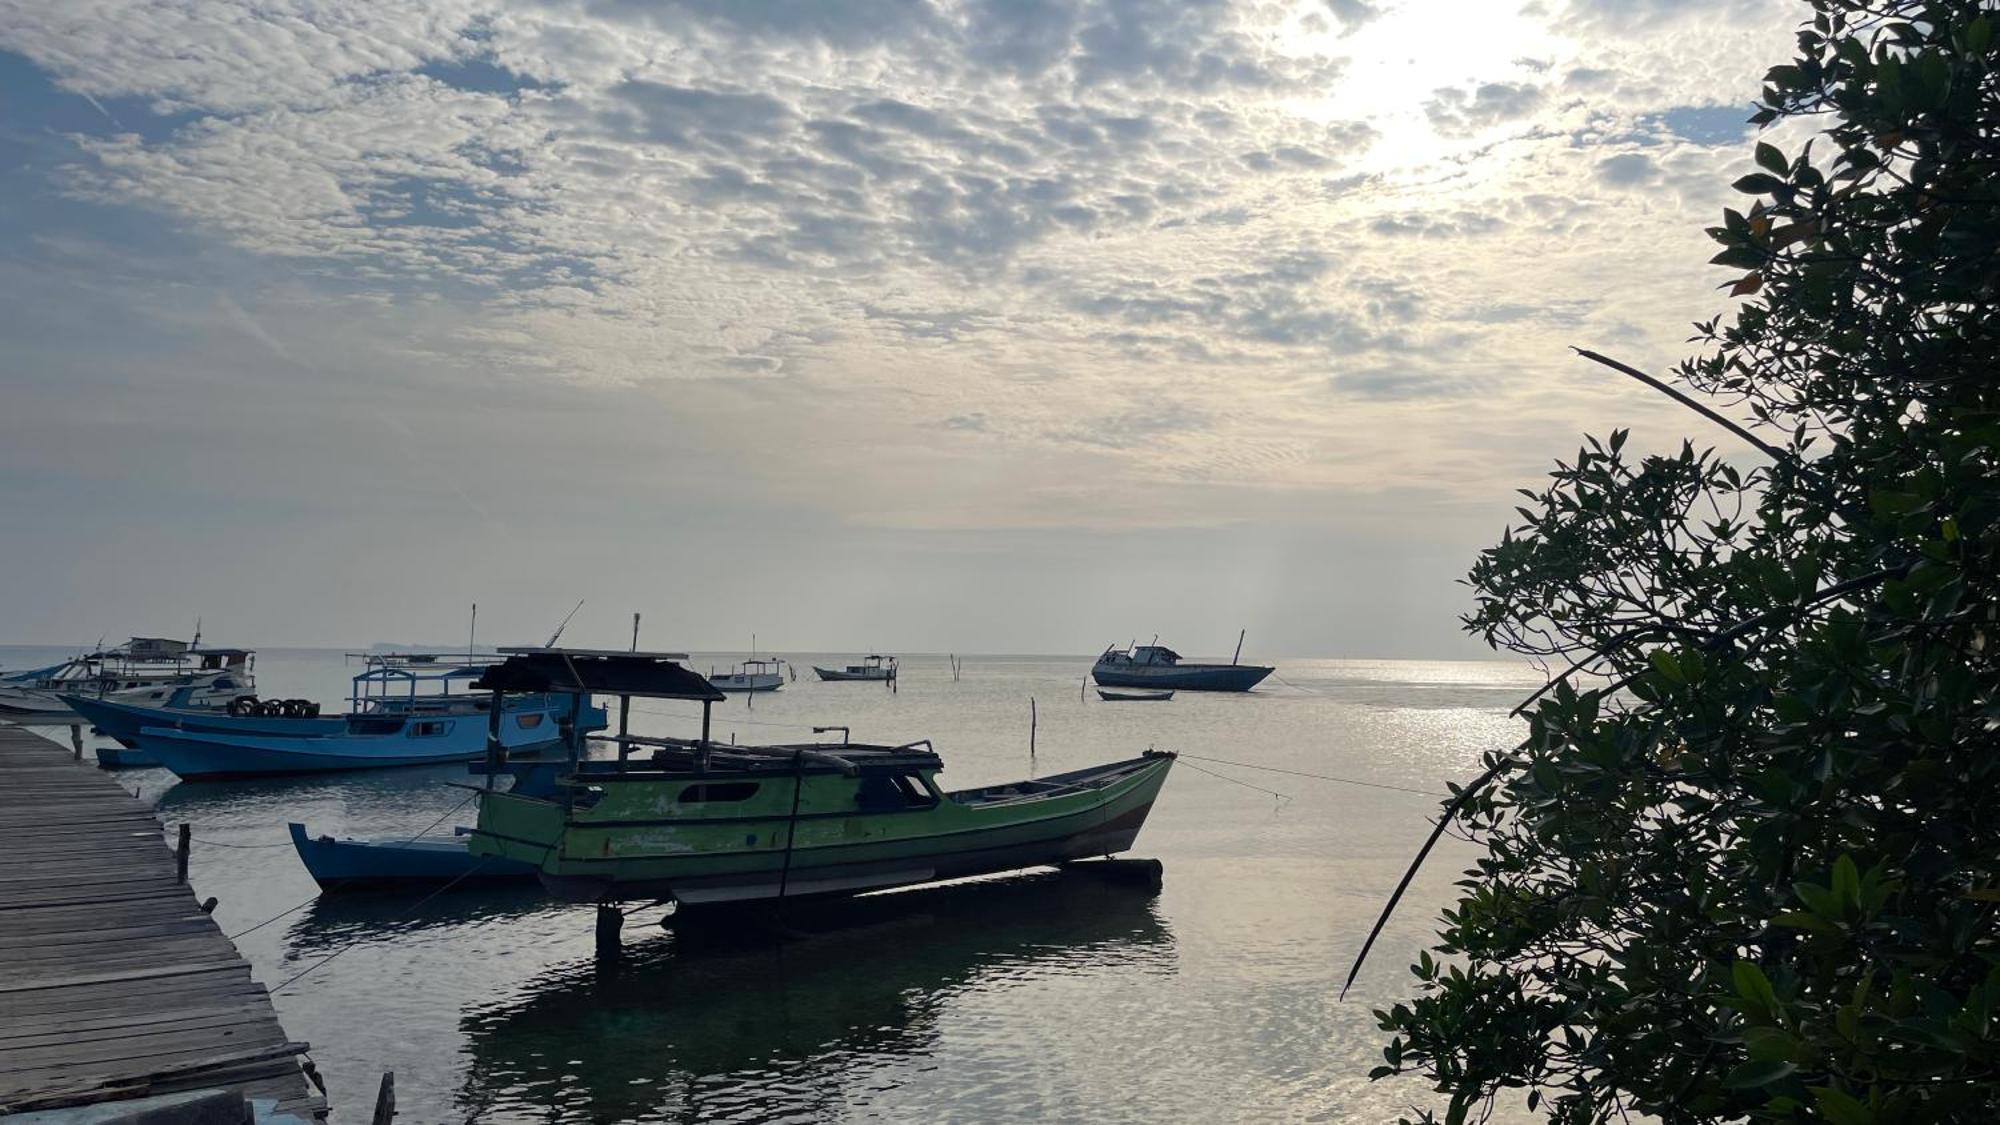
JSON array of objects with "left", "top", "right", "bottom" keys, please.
[
  {"left": 813, "top": 654, "right": 897, "bottom": 682},
  {"left": 80, "top": 652, "right": 607, "bottom": 780},
  {"left": 709, "top": 657, "right": 790, "bottom": 693},
  {"left": 1091, "top": 634, "right": 1273, "bottom": 693},
  {"left": 0, "top": 638, "right": 255, "bottom": 725},
  {"left": 1097, "top": 687, "right": 1174, "bottom": 702},
  {"left": 288, "top": 822, "right": 537, "bottom": 890}
]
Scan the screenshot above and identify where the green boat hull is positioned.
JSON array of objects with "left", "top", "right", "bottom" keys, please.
[{"left": 471, "top": 751, "right": 1174, "bottom": 905}]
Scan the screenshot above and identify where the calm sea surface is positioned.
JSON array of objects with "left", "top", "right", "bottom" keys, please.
[{"left": 1, "top": 647, "right": 1541, "bottom": 1123}]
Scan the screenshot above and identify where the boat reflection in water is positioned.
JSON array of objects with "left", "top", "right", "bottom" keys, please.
[
  {"left": 282, "top": 883, "right": 558, "bottom": 958},
  {"left": 151, "top": 760, "right": 485, "bottom": 819},
  {"left": 455, "top": 869, "right": 1174, "bottom": 1123}
]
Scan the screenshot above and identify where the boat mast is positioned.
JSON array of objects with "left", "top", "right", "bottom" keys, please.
[
  {"left": 1233, "top": 628, "right": 1245, "bottom": 666},
  {"left": 468, "top": 603, "right": 477, "bottom": 660}
]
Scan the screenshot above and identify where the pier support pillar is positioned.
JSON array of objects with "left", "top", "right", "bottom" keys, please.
[
  {"left": 595, "top": 902, "right": 623, "bottom": 957},
  {"left": 1064, "top": 857, "right": 1164, "bottom": 891},
  {"left": 175, "top": 824, "right": 191, "bottom": 884},
  {"left": 68, "top": 724, "right": 83, "bottom": 760}
]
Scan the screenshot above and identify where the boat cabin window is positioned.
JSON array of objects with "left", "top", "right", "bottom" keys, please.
[
  {"left": 410, "top": 720, "right": 453, "bottom": 738},
  {"left": 213, "top": 678, "right": 238, "bottom": 691},
  {"left": 679, "top": 782, "right": 759, "bottom": 803},
  {"left": 855, "top": 772, "right": 935, "bottom": 811}
]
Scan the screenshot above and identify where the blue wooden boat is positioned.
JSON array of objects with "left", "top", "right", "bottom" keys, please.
[
  {"left": 102, "top": 653, "right": 608, "bottom": 780},
  {"left": 287, "top": 822, "right": 537, "bottom": 890},
  {"left": 68, "top": 653, "right": 489, "bottom": 749},
  {"left": 1091, "top": 636, "right": 1273, "bottom": 692}
]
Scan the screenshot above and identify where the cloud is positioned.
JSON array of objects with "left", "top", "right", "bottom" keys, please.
[
  {"left": 0, "top": 0, "right": 1809, "bottom": 524},
  {"left": 1425, "top": 81, "right": 1548, "bottom": 135},
  {"left": 1595, "top": 151, "right": 1661, "bottom": 186}
]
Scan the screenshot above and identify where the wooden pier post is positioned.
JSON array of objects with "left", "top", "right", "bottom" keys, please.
[
  {"left": 595, "top": 902, "right": 623, "bottom": 957},
  {"left": 370, "top": 1070, "right": 396, "bottom": 1125},
  {"left": 175, "top": 823, "right": 191, "bottom": 883},
  {"left": 68, "top": 723, "right": 83, "bottom": 760}
]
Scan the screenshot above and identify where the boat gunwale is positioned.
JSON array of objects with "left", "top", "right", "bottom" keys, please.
[
  {"left": 468, "top": 753, "right": 1173, "bottom": 835},
  {"left": 469, "top": 783, "right": 1166, "bottom": 868}
]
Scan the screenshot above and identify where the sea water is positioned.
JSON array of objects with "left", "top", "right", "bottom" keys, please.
[{"left": 0, "top": 647, "right": 1539, "bottom": 1123}]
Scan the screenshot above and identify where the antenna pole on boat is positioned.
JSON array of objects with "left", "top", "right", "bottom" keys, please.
[
  {"left": 1029, "top": 697, "right": 1038, "bottom": 779},
  {"left": 483, "top": 686, "right": 505, "bottom": 790},
  {"left": 775, "top": 748, "right": 807, "bottom": 905},
  {"left": 546, "top": 599, "right": 584, "bottom": 648},
  {"left": 469, "top": 603, "right": 478, "bottom": 659},
  {"left": 1233, "top": 628, "right": 1246, "bottom": 666},
  {"left": 630, "top": 613, "right": 641, "bottom": 652}
]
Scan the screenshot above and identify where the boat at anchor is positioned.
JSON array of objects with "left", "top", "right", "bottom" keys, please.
[
  {"left": 813, "top": 654, "right": 897, "bottom": 682},
  {"left": 465, "top": 648, "right": 1176, "bottom": 909},
  {"left": 1092, "top": 632, "right": 1273, "bottom": 693},
  {"left": 81, "top": 653, "right": 606, "bottom": 780},
  {"left": 1097, "top": 687, "right": 1175, "bottom": 702},
  {"left": 708, "top": 657, "right": 790, "bottom": 693},
  {"left": 0, "top": 638, "right": 255, "bottom": 724}
]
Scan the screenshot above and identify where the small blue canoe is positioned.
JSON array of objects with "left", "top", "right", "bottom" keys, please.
[{"left": 288, "top": 822, "right": 537, "bottom": 890}]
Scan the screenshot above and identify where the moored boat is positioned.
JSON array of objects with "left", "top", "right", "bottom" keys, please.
[
  {"left": 0, "top": 638, "right": 255, "bottom": 724},
  {"left": 466, "top": 648, "right": 1176, "bottom": 908},
  {"left": 813, "top": 654, "right": 898, "bottom": 682},
  {"left": 1091, "top": 635, "right": 1273, "bottom": 693},
  {"left": 708, "top": 657, "right": 790, "bottom": 693},
  {"left": 288, "top": 822, "right": 537, "bottom": 890},
  {"left": 105, "top": 653, "right": 607, "bottom": 780},
  {"left": 1097, "top": 687, "right": 1174, "bottom": 701}
]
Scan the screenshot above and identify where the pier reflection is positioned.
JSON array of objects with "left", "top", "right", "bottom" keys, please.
[{"left": 455, "top": 870, "right": 1174, "bottom": 1123}]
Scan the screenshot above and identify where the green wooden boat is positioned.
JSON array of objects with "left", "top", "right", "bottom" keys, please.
[{"left": 462, "top": 649, "right": 1176, "bottom": 907}]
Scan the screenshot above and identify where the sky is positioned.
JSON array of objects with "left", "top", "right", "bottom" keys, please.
[{"left": 0, "top": 0, "right": 1808, "bottom": 659}]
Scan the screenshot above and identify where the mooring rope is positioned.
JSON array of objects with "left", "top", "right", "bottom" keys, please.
[
  {"left": 1176, "top": 758, "right": 1293, "bottom": 807},
  {"left": 225, "top": 789, "right": 482, "bottom": 940},
  {"left": 269, "top": 856, "right": 496, "bottom": 995},
  {"left": 1174, "top": 751, "right": 1439, "bottom": 798}
]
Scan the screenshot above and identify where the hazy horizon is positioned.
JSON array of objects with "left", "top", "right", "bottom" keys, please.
[{"left": 0, "top": 0, "right": 1805, "bottom": 662}]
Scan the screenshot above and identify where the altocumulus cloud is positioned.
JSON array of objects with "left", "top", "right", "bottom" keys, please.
[{"left": 0, "top": 0, "right": 1802, "bottom": 518}]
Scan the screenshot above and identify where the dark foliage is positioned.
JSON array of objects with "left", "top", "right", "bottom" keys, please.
[{"left": 1373, "top": 2, "right": 2000, "bottom": 1122}]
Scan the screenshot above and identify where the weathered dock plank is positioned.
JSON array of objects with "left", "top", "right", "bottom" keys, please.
[{"left": 0, "top": 725, "right": 327, "bottom": 1119}]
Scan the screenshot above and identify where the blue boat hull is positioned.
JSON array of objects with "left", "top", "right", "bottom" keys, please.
[
  {"left": 288, "top": 822, "right": 537, "bottom": 889},
  {"left": 1091, "top": 664, "right": 1273, "bottom": 692},
  {"left": 132, "top": 701, "right": 606, "bottom": 780},
  {"left": 66, "top": 694, "right": 344, "bottom": 747},
  {"left": 95, "top": 745, "right": 161, "bottom": 768}
]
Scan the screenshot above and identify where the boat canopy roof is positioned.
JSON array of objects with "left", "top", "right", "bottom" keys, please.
[
  {"left": 1135, "top": 645, "right": 1181, "bottom": 662},
  {"left": 476, "top": 648, "right": 725, "bottom": 702}
]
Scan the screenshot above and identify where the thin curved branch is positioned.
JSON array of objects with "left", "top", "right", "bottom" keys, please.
[{"left": 1572, "top": 348, "right": 1795, "bottom": 465}]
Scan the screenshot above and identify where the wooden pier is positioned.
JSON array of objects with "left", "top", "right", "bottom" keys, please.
[{"left": 0, "top": 725, "right": 325, "bottom": 1119}]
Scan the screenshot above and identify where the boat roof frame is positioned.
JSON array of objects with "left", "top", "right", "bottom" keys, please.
[{"left": 474, "top": 648, "right": 725, "bottom": 702}]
